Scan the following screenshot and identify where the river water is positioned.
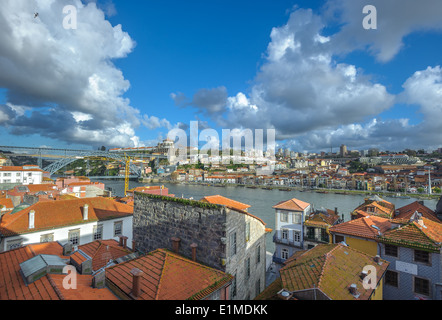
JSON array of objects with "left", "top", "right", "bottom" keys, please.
[{"left": 93, "top": 179, "right": 439, "bottom": 253}]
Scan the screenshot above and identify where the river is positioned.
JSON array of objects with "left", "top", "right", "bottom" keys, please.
[{"left": 92, "top": 178, "right": 439, "bottom": 253}]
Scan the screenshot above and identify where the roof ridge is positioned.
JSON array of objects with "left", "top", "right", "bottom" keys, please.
[{"left": 154, "top": 249, "right": 168, "bottom": 300}]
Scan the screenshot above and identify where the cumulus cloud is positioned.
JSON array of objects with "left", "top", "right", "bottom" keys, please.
[
  {"left": 0, "top": 0, "right": 167, "bottom": 148},
  {"left": 324, "top": 0, "right": 442, "bottom": 62},
  {"left": 180, "top": 5, "right": 442, "bottom": 152},
  {"left": 171, "top": 86, "right": 228, "bottom": 116},
  {"left": 211, "top": 9, "right": 394, "bottom": 136}
]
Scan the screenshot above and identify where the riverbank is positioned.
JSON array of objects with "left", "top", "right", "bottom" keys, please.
[{"left": 138, "top": 177, "right": 441, "bottom": 201}]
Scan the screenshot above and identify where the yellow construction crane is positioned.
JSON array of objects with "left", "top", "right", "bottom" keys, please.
[{"left": 124, "top": 153, "right": 130, "bottom": 197}]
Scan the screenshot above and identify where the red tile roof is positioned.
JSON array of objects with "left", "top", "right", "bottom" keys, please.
[
  {"left": 0, "top": 243, "right": 62, "bottom": 300},
  {"left": 0, "top": 197, "right": 133, "bottom": 236},
  {"left": 279, "top": 244, "right": 389, "bottom": 300},
  {"left": 393, "top": 201, "right": 440, "bottom": 224},
  {"left": 380, "top": 217, "right": 442, "bottom": 251},
  {"left": 106, "top": 248, "right": 233, "bottom": 300},
  {"left": 76, "top": 239, "right": 133, "bottom": 271},
  {"left": 329, "top": 215, "right": 392, "bottom": 240},
  {"left": 200, "top": 195, "right": 251, "bottom": 211},
  {"left": 272, "top": 198, "right": 311, "bottom": 211},
  {"left": 0, "top": 198, "right": 14, "bottom": 210}
]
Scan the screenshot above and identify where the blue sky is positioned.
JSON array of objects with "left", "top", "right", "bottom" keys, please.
[{"left": 0, "top": 0, "right": 441, "bottom": 152}]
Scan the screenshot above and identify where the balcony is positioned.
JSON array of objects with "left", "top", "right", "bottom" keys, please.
[
  {"left": 273, "top": 233, "right": 302, "bottom": 248},
  {"left": 272, "top": 253, "right": 285, "bottom": 265}
]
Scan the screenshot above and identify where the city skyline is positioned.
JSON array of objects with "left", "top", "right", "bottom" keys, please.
[{"left": 0, "top": 0, "right": 442, "bottom": 153}]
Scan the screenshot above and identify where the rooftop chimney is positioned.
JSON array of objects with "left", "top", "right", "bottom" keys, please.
[
  {"left": 29, "top": 210, "right": 35, "bottom": 229},
  {"left": 374, "top": 255, "right": 382, "bottom": 265},
  {"left": 132, "top": 240, "right": 136, "bottom": 252},
  {"left": 360, "top": 270, "right": 368, "bottom": 280},
  {"left": 130, "top": 268, "right": 143, "bottom": 298},
  {"left": 83, "top": 204, "right": 89, "bottom": 220},
  {"left": 190, "top": 243, "right": 198, "bottom": 262},
  {"left": 119, "top": 235, "right": 128, "bottom": 248},
  {"left": 349, "top": 284, "right": 359, "bottom": 297},
  {"left": 171, "top": 237, "right": 181, "bottom": 254}
]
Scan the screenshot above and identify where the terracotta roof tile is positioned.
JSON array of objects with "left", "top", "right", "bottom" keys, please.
[
  {"left": 0, "top": 197, "right": 133, "bottom": 236},
  {"left": 106, "top": 249, "right": 233, "bottom": 300},
  {"left": 77, "top": 239, "right": 133, "bottom": 271},
  {"left": 394, "top": 201, "right": 440, "bottom": 223},
  {"left": 279, "top": 244, "right": 389, "bottom": 300},
  {"left": 200, "top": 195, "right": 251, "bottom": 211},
  {"left": 329, "top": 216, "right": 391, "bottom": 240},
  {"left": 272, "top": 198, "right": 311, "bottom": 211},
  {"left": 380, "top": 217, "right": 442, "bottom": 251}
]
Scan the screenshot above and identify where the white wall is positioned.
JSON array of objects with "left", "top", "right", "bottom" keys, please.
[{"left": 0, "top": 216, "right": 133, "bottom": 252}]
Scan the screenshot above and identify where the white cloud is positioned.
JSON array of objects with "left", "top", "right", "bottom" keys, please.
[{"left": 0, "top": 0, "right": 168, "bottom": 148}]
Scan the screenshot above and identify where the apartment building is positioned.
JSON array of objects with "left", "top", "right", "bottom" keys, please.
[{"left": 0, "top": 165, "right": 44, "bottom": 185}]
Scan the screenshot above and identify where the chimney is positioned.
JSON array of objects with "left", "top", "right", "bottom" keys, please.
[
  {"left": 335, "top": 207, "right": 338, "bottom": 215},
  {"left": 374, "top": 255, "right": 382, "bottom": 264},
  {"left": 29, "top": 210, "right": 35, "bottom": 229},
  {"left": 418, "top": 218, "right": 425, "bottom": 228},
  {"left": 190, "top": 243, "right": 198, "bottom": 261},
  {"left": 130, "top": 268, "right": 143, "bottom": 298},
  {"left": 360, "top": 270, "right": 368, "bottom": 280},
  {"left": 349, "top": 284, "right": 359, "bottom": 297},
  {"left": 132, "top": 240, "right": 136, "bottom": 252},
  {"left": 83, "top": 204, "right": 89, "bottom": 220},
  {"left": 119, "top": 235, "right": 128, "bottom": 248},
  {"left": 171, "top": 237, "right": 181, "bottom": 254}
]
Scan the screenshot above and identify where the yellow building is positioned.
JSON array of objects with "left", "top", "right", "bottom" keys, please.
[{"left": 329, "top": 215, "right": 392, "bottom": 256}]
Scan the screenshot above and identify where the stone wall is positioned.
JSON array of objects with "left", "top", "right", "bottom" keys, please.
[
  {"left": 133, "top": 193, "right": 228, "bottom": 271},
  {"left": 133, "top": 192, "right": 267, "bottom": 300}
]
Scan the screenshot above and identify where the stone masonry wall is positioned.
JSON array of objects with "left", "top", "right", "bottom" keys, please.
[{"left": 133, "top": 193, "right": 228, "bottom": 271}]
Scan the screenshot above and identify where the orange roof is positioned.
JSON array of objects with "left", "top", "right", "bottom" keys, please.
[
  {"left": 380, "top": 217, "right": 442, "bottom": 251},
  {"left": 49, "top": 274, "right": 118, "bottom": 300},
  {"left": 0, "top": 245, "right": 60, "bottom": 300},
  {"left": 200, "top": 195, "right": 251, "bottom": 211},
  {"left": 26, "top": 184, "right": 57, "bottom": 193},
  {"left": 272, "top": 198, "right": 311, "bottom": 211},
  {"left": 0, "top": 198, "right": 14, "bottom": 209},
  {"left": 279, "top": 244, "right": 389, "bottom": 300},
  {"left": 329, "top": 215, "right": 392, "bottom": 240},
  {"left": 76, "top": 239, "right": 133, "bottom": 271},
  {"left": 0, "top": 197, "right": 133, "bottom": 236},
  {"left": 393, "top": 201, "right": 440, "bottom": 224},
  {"left": 0, "top": 166, "right": 43, "bottom": 172},
  {"left": 106, "top": 248, "right": 233, "bottom": 300}
]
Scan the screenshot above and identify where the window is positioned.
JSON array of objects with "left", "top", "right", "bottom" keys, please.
[
  {"left": 68, "top": 229, "right": 80, "bottom": 245},
  {"left": 280, "top": 212, "right": 288, "bottom": 222},
  {"left": 306, "top": 227, "right": 315, "bottom": 240},
  {"left": 293, "top": 213, "right": 301, "bottom": 224},
  {"left": 385, "top": 244, "right": 398, "bottom": 257},
  {"left": 281, "top": 248, "right": 289, "bottom": 260},
  {"left": 3, "top": 173, "right": 11, "bottom": 177},
  {"left": 256, "top": 279, "right": 261, "bottom": 297},
  {"left": 40, "top": 233, "right": 54, "bottom": 243},
  {"left": 231, "top": 275, "right": 237, "bottom": 298},
  {"left": 294, "top": 231, "right": 301, "bottom": 242},
  {"left": 282, "top": 229, "right": 288, "bottom": 240},
  {"left": 114, "top": 221, "right": 123, "bottom": 237},
  {"left": 7, "top": 239, "right": 23, "bottom": 251},
  {"left": 385, "top": 270, "right": 399, "bottom": 287},
  {"left": 256, "top": 245, "right": 261, "bottom": 264},
  {"left": 245, "top": 222, "right": 250, "bottom": 242},
  {"left": 414, "top": 277, "right": 430, "bottom": 296},
  {"left": 245, "top": 257, "right": 251, "bottom": 280},
  {"left": 93, "top": 224, "right": 103, "bottom": 240},
  {"left": 414, "top": 250, "right": 430, "bottom": 264},
  {"left": 334, "top": 235, "right": 345, "bottom": 244},
  {"left": 230, "top": 232, "right": 237, "bottom": 257},
  {"left": 16, "top": 173, "right": 20, "bottom": 176},
  {"left": 320, "top": 228, "right": 329, "bottom": 242}
]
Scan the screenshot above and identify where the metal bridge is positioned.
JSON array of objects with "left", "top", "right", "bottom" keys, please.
[{"left": 0, "top": 145, "right": 168, "bottom": 177}]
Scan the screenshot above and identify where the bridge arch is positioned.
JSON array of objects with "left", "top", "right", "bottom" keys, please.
[{"left": 43, "top": 151, "right": 142, "bottom": 177}]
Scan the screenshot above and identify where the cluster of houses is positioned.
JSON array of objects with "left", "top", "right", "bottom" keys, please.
[
  {"left": 1, "top": 163, "right": 442, "bottom": 300},
  {"left": 263, "top": 194, "right": 442, "bottom": 300},
  {"left": 169, "top": 159, "right": 442, "bottom": 194}
]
